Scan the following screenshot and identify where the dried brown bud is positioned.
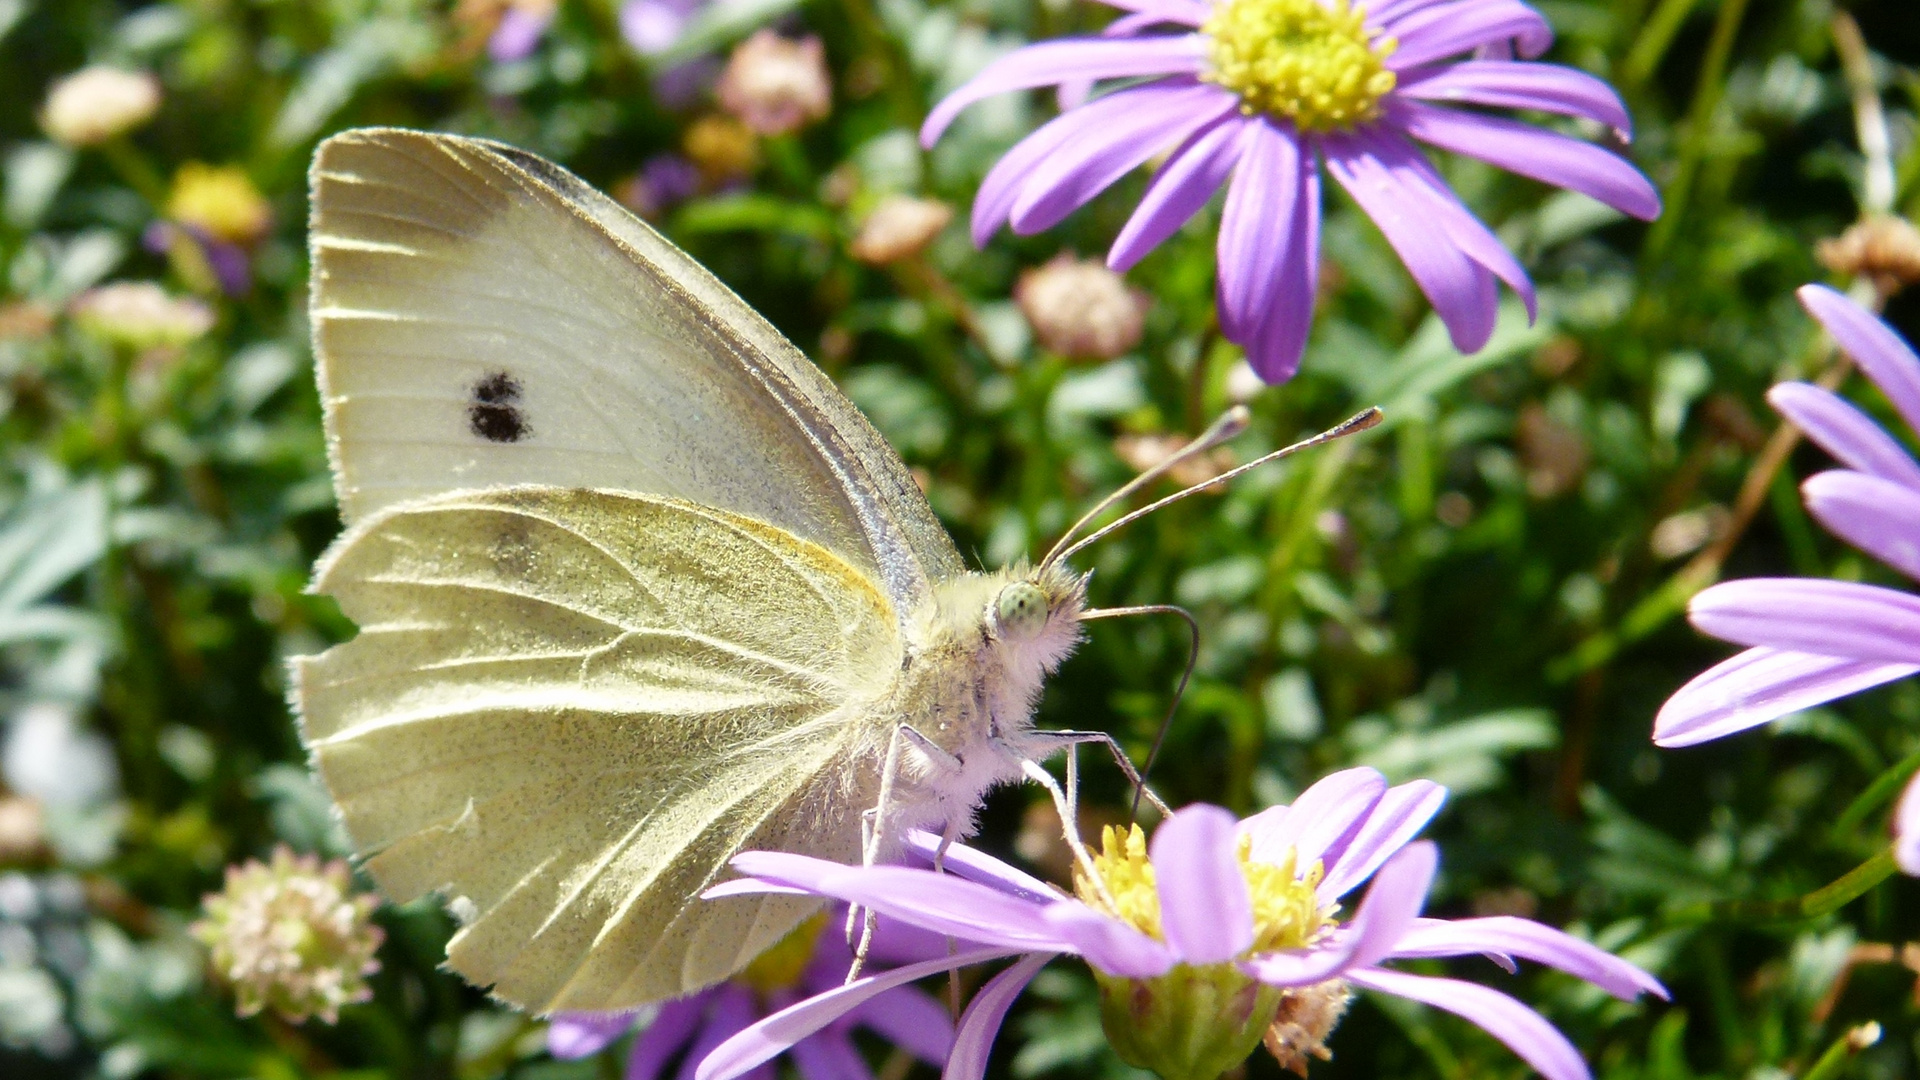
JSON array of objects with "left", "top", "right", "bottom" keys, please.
[
  {"left": 0, "top": 795, "right": 47, "bottom": 864},
  {"left": 40, "top": 67, "right": 160, "bottom": 147},
  {"left": 1817, "top": 216, "right": 1920, "bottom": 297},
  {"left": 849, "top": 195, "right": 952, "bottom": 264},
  {"left": 1015, "top": 255, "right": 1147, "bottom": 361},
  {"left": 716, "top": 31, "right": 832, "bottom": 137},
  {"left": 1515, "top": 403, "right": 1588, "bottom": 499},
  {"left": 683, "top": 115, "right": 761, "bottom": 185}
]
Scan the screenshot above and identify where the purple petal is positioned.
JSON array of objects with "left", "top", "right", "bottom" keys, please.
[
  {"left": 677, "top": 988, "right": 759, "bottom": 1080},
  {"left": 624, "top": 999, "right": 709, "bottom": 1080},
  {"left": 717, "top": 854, "right": 1067, "bottom": 950},
  {"left": 1655, "top": 646, "right": 1920, "bottom": 747},
  {"left": 1391, "top": 100, "right": 1660, "bottom": 221},
  {"left": 621, "top": 0, "right": 696, "bottom": 55},
  {"left": 789, "top": 1033, "right": 874, "bottom": 1080},
  {"left": 694, "top": 947, "right": 1020, "bottom": 1080},
  {"left": 489, "top": 5, "right": 555, "bottom": 62},
  {"left": 1323, "top": 135, "right": 1499, "bottom": 353},
  {"left": 1395, "top": 61, "right": 1632, "bottom": 137},
  {"left": 550, "top": 1011, "right": 640, "bottom": 1059},
  {"left": 972, "top": 111, "right": 1102, "bottom": 247},
  {"left": 1383, "top": 0, "right": 1554, "bottom": 69},
  {"left": 1096, "top": 0, "right": 1210, "bottom": 21},
  {"left": 1320, "top": 780, "right": 1449, "bottom": 900},
  {"left": 901, "top": 831, "right": 1061, "bottom": 906},
  {"left": 1688, "top": 578, "right": 1920, "bottom": 664},
  {"left": 1388, "top": 917, "right": 1667, "bottom": 1001},
  {"left": 944, "top": 954, "right": 1053, "bottom": 1080},
  {"left": 1244, "top": 840, "right": 1436, "bottom": 985},
  {"left": 1009, "top": 82, "right": 1236, "bottom": 235},
  {"left": 1803, "top": 470, "right": 1920, "bottom": 581},
  {"left": 1896, "top": 774, "right": 1920, "bottom": 877},
  {"left": 1245, "top": 142, "right": 1322, "bottom": 383},
  {"left": 1353, "top": 129, "right": 1537, "bottom": 319},
  {"left": 1151, "top": 805, "right": 1254, "bottom": 964},
  {"left": 1347, "top": 969, "right": 1591, "bottom": 1080},
  {"left": 1769, "top": 382, "right": 1920, "bottom": 492},
  {"left": 1217, "top": 121, "right": 1302, "bottom": 344},
  {"left": 1245, "top": 767, "right": 1387, "bottom": 869},
  {"left": 1040, "top": 903, "right": 1175, "bottom": 976},
  {"left": 1798, "top": 284, "right": 1920, "bottom": 438},
  {"left": 848, "top": 984, "right": 955, "bottom": 1064},
  {"left": 921, "top": 36, "right": 1206, "bottom": 145},
  {"left": 1110, "top": 113, "right": 1248, "bottom": 270}
]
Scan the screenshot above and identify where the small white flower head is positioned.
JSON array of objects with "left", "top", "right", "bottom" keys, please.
[
  {"left": 69, "top": 283, "right": 214, "bottom": 351},
  {"left": 1015, "top": 255, "right": 1147, "bottom": 362},
  {"left": 192, "top": 846, "right": 384, "bottom": 1025},
  {"left": 849, "top": 195, "right": 952, "bottom": 264},
  {"left": 40, "top": 67, "right": 161, "bottom": 147},
  {"left": 717, "top": 31, "right": 832, "bottom": 137}
]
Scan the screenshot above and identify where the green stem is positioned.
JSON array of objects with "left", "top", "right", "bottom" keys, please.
[
  {"left": 96, "top": 136, "right": 170, "bottom": 209},
  {"left": 1670, "top": 848, "right": 1899, "bottom": 926},
  {"left": 1620, "top": 0, "right": 1703, "bottom": 88},
  {"left": 1833, "top": 747, "right": 1920, "bottom": 838},
  {"left": 1643, "top": 0, "right": 1754, "bottom": 262},
  {"left": 1800, "top": 1024, "right": 1883, "bottom": 1080}
]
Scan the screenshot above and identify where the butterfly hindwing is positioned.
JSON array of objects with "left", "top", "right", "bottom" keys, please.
[{"left": 293, "top": 487, "right": 898, "bottom": 1010}]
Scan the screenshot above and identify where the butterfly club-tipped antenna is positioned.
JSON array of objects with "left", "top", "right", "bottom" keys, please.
[{"left": 1052, "top": 406, "right": 1384, "bottom": 812}]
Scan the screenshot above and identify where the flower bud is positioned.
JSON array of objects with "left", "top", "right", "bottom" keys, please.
[
  {"left": 167, "top": 163, "right": 272, "bottom": 246},
  {"left": 849, "top": 195, "right": 952, "bottom": 264},
  {"left": 1015, "top": 255, "right": 1147, "bottom": 361},
  {"left": 1817, "top": 215, "right": 1920, "bottom": 298},
  {"left": 684, "top": 115, "right": 761, "bottom": 185},
  {"left": 716, "top": 31, "right": 832, "bottom": 136},
  {"left": 1095, "top": 963, "right": 1284, "bottom": 1080},
  {"left": 69, "top": 283, "right": 214, "bottom": 350},
  {"left": 40, "top": 67, "right": 160, "bottom": 147},
  {"left": 192, "top": 846, "right": 384, "bottom": 1024}
]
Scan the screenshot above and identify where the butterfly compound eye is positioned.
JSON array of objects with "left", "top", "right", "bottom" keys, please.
[{"left": 994, "top": 582, "right": 1051, "bottom": 641}]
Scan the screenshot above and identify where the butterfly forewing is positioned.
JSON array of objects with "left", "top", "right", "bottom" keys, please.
[
  {"left": 295, "top": 488, "right": 898, "bottom": 1010},
  {"left": 307, "top": 128, "right": 960, "bottom": 616}
]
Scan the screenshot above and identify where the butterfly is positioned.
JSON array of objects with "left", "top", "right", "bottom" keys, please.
[{"left": 293, "top": 127, "right": 1374, "bottom": 1016}]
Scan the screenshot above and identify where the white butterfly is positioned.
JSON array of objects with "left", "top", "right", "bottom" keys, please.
[{"left": 293, "top": 128, "right": 1371, "bottom": 1016}]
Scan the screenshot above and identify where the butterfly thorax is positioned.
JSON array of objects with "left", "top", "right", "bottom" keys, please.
[{"left": 865, "top": 561, "right": 1086, "bottom": 835}]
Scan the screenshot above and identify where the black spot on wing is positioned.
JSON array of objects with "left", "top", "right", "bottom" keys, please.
[{"left": 469, "top": 371, "right": 527, "bottom": 443}]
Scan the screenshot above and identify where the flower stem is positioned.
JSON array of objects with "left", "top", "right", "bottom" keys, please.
[
  {"left": 1833, "top": 747, "right": 1920, "bottom": 839},
  {"left": 1673, "top": 848, "right": 1898, "bottom": 926},
  {"left": 1800, "top": 1023, "right": 1882, "bottom": 1080}
]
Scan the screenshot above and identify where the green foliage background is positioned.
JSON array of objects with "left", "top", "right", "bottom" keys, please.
[{"left": 2, "top": 0, "right": 1920, "bottom": 1077}]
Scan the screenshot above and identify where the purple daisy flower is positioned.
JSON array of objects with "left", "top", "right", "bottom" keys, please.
[
  {"left": 489, "top": 1, "right": 559, "bottom": 63},
  {"left": 1658, "top": 284, "right": 1920, "bottom": 874},
  {"left": 697, "top": 768, "right": 1665, "bottom": 1080},
  {"left": 548, "top": 908, "right": 955, "bottom": 1080},
  {"left": 920, "top": 0, "right": 1661, "bottom": 383}
]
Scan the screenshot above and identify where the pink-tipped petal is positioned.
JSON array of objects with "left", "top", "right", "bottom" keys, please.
[
  {"left": 1396, "top": 60, "right": 1632, "bottom": 137},
  {"left": 1383, "top": 0, "right": 1554, "bottom": 69},
  {"left": 1347, "top": 969, "right": 1591, "bottom": 1080},
  {"left": 921, "top": 36, "right": 1205, "bottom": 145},
  {"left": 1009, "top": 81, "right": 1236, "bottom": 235},
  {"left": 1802, "top": 470, "right": 1920, "bottom": 582},
  {"left": 1152, "top": 805, "right": 1255, "bottom": 964},
  {"left": 1110, "top": 113, "right": 1249, "bottom": 270},
  {"left": 696, "top": 947, "right": 1021, "bottom": 1080},
  {"left": 1798, "top": 284, "right": 1920, "bottom": 438},
  {"left": 1769, "top": 382, "right": 1920, "bottom": 492},
  {"left": 1688, "top": 578, "right": 1920, "bottom": 664},
  {"left": 1320, "top": 780, "right": 1449, "bottom": 899},
  {"left": 1655, "top": 646, "right": 1919, "bottom": 748},
  {"left": 1391, "top": 100, "right": 1660, "bottom": 221},
  {"left": 1388, "top": 917, "right": 1668, "bottom": 1001},
  {"left": 1246, "top": 767, "right": 1388, "bottom": 868},
  {"left": 1324, "top": 133, "right": 1499, "bottom": 353},
  {"left": 1896, "top": 775, "right": 1920, "bottom": 877},
  {"left": 944, "top": 954, "right": 1054, "bottom": 1080}
]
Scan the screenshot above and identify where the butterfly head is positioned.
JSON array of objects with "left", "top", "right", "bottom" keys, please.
[{"left": 987, "top": 561, "right": 1087, "bottom": 668}]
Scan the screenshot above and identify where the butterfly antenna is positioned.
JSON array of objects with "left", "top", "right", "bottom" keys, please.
[
  {"left": 1045, "top": 407, "right": 1383, "bottom": 572},
  {"left": 1080, "top": 604, "right": 1199, "bottom": 819},
  {"left": 1039, "top": 406, "right": 1253, "bottom": 572}
]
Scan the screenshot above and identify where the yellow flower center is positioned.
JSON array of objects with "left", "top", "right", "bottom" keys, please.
[
  {"left": 1075, "top": 825, "right": 1334, "bottom": 956},
  {"left": 1201, "top": 0, "right": 1397, "bottom": 132},
  {"left": 736, "top": 912, "right": 827, "bottom": 993}
]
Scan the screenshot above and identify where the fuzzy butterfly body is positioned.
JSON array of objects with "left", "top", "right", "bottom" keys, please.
[{"left": 294, "top": 128, "right": 1086, "bottom": 1014}]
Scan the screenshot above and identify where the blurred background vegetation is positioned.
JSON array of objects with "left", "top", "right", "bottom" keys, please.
[{"left": 3, "top": 0, "right": 1920, "bottom": 1077}]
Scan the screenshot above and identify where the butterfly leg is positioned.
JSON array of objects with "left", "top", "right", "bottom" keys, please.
[
  {"left": 849, "top": 723, "right": 963, "bottom": 981},
  {"left": 1023, "top": 729, "right": 1175, "bottom": 817},
  {"left": 991, "top": 737, "right": 1119, "bottom": 912}
]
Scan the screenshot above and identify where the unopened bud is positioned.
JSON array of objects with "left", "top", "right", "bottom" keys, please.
[
  {"left": 716, "top": 31, "right": 832, "bottom": 136},
  {"left": 1015, "top": 255, "right": 1147, "bottom": 361},
  {"left": 684, "top": 114, "right": 761, "bottom": 185},
  {"left": 69, "top": 283, "right": 214, "bottom": 350},
  {"left": 849, "top": 195, "right": 952, "bottom": 264},
  {"left": 1817, "top": 216, "right": 1920, "bottom": 297},
  {"left": 40, "top": 67, "right": 160, "bottom": 147}
]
